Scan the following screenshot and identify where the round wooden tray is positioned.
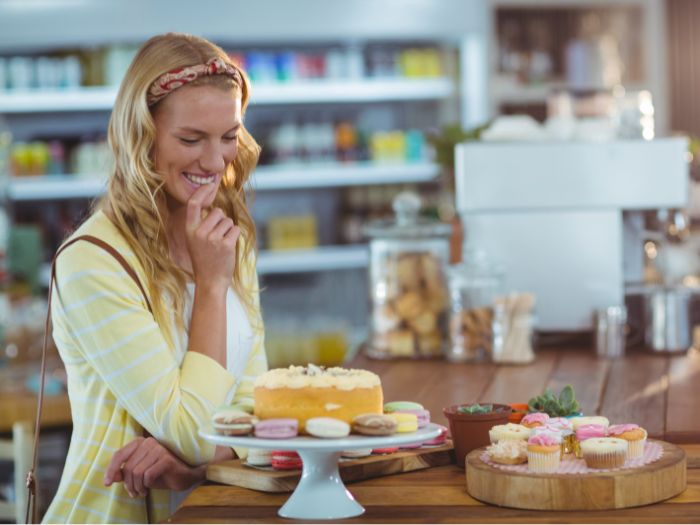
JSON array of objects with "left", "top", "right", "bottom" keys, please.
[{"left": 466, "top": 440, "right": 687, "bottom": 510}]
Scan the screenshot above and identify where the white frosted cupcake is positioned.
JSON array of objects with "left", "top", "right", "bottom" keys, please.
[
  {"left": 607, "top": 424, "right": 647, "bottom": 459},
  {"left": 570, "top": 416, "right": 610, "bottom": 431},
  {"left": 489, "top": 423, "right": 530, "bottom": 444},
  {"left": 486, "top": 440, "right": 528, "bottom": 465},
  {"left": 581, "top": 437, "right": 628, "bottom": 469},
  {"left": 527, "top": 433, "right": 562, "bottom": 473}
]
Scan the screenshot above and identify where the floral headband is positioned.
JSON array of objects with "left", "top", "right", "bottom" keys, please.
[{"left": 147, "top": 57, "right": 243, "bottom": 106}]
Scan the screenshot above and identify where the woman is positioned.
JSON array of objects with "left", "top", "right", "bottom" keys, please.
[{"left": 42, "top": 33, "right": 267, "bottom": 523}]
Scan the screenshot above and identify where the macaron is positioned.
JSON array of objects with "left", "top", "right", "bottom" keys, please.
[
  {"left": 372, "top": 447, "right": 399, "bottom": 454},
  {"left": 246, "top": 448, "right": 272, "bottom": 467},
  {"left": 395, "top": 408, "right": 430, "bottom": 428},
  {"left": 422, "top": 424, "right": 448, "bottom": 446},
  {"left": 271, "top": 450, "right": 302, "bottom": 470},
  {"left": 254, "top": 418, "right": 299, "bottom": 439},
  {"left": 341, "top": 448, "right": 373, "bottom": 459},
  {"left": 306, "top": 417, "right": 351, "bottom": 438},
  {"left": 352, "top": 413, "right": 398, "bottom": 436},
  {"left": 384, "top": 401, "right": 424, "bottom": 413},
  {"left": 389, "top": 413, "right": 418, "bottom": 433},
  {"left": 212, "top": 407, "right": 258, "bottom": 436}
]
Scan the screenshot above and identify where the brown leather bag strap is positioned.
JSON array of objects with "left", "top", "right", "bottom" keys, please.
[{"left": 26, "top": 235, "right": 153, "bottom": 524}]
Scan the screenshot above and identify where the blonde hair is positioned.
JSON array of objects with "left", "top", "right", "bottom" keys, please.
[{"left": 101, "top": 33, "right": 261, "bottom": 345}]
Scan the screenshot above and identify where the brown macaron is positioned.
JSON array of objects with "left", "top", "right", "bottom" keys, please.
[
  {"left": 352, "top": 413, "right": 398, "bottom": 436},
  {"left": 213, "top": 408, "right": 258, "bottom": 436}
]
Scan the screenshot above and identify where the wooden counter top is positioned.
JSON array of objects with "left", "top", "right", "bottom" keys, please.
[
  {"left": 352, "top": 347, "right": 700, "bottom": 443},
  {"left": 168, "top": 444, "right": 700, "bottom": 523},
  {"left": 168, "top": 347, "right": 700, "bottom": 523}
]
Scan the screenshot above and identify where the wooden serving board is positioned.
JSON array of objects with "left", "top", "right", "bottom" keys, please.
[
  {"left": 466, "top": 439, "right": 686, "bottom": 510},
  {"left": 207, "top": 442, "right": 454, "bottom": 493}
]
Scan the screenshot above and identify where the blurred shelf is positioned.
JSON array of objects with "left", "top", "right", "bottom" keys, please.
[
  {"left": 6, "top": 175, "right": 107, "bottom": 200},
  {"left": 7, "top": 163, "right": 439, "bottom": 200},
  {"left": 493, "top": 81, "right": 649, "bottom": 105},
  {"left": 257, "top": 245, "right": 369, "bottom": 274},
  {"left": 40, "top": 244, "right": 369, "bottom": 284},
  {"left": 0, "top": 78, "right": 453, "bottom": 113},
  {"left": 252, "top": 162, "right": 440, "bottom": 190},
  {"left": 253, "top": 78, "right": 453, "bottom": 104}
]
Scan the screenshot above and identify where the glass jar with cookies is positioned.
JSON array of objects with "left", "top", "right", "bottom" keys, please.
[
  {"left": 447, "top": 248, "right": 505, "bottom": 362},
  {"left": 363, "top": 192, "right": 451, "bottom": 359}
]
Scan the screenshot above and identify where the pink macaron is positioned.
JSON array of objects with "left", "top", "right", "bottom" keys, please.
[
  {"left": 254, "top": 418, "right": 299, "bottom": 439},
  {"left": 396, "top": 409, "right": 431, "bottom": 428}
]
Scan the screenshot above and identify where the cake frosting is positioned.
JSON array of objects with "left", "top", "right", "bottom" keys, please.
[
  {"left": 487, "top": 440, "right": 528, "bottom": 460},
  {"left": 254, "top": 364, "right": 381, "bottom": 390},
  {"left": 528, "top": 432, "right": 561, "bottom": 446},
  {"left": 547, "top": 417, "right": 574, "bottom": 433},
  {"left": 521, "top": 412, "right": 549, "bottom": 426},
  {"left": 576, "top": 424, "right": 607, "bottom": 441},
  {"left": 608, "top": 423, "right": 644, "bottom": 437}
]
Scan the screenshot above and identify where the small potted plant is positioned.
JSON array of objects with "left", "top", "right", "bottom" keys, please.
[
  {"left": 443, "top": 403, "right": 511, "bottom": 468},
  {"left": 527, "top": 385, "right": 582, "bottom": 418}
]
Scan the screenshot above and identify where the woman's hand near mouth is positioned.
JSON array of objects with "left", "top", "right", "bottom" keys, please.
[{"left": 185, "top": 181, "right": 239, "bottom": 293}]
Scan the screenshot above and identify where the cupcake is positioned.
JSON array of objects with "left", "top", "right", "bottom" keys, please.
[
  {"left": 608, "top": 424, "right": 647, "bottom": 459},
  {"left": 581, "top": 437, "right": 628, "bottom": 469},
  {"left": 489, "top": 423, "right": 531, "bottom": 444},
  {"left": 486, "top": 440, "right": 528, "bottom": 465},
  {"left": 520, "top": 412, "right": 550, "bottom": 429},
  {"left": 570, "top": 416, "right": 610, "bottom": 431},
  {"left": 574, "top": 424, "right": 607, "bottom": 458},
  {"left": 531, "top": 427, "right": 565, "bottom": 458},
  {"left": 547, "top": 418, "right": 575, "bottom": 454},
  {"left": 527, "top": 433, "right": 562, "bottom": 473}
]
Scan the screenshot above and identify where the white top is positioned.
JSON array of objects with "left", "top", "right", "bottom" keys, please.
[
  {"left": 169, "top": 283, "right": 254, "bottom": 511},
  {"left": 171, "top": 283, "right": 255, "bottom": 400}
]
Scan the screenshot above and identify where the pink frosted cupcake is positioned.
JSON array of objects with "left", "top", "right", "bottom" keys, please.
[
  {"left": 574, "top": 424, "right": 607, "bottom": 458},
  {"left": 521, "top": 412, "right": 550, "bottom": 429},
  {"left": 608, "top": 424, "right": 647, "bottom": 459},
  {"left": 546, "top": 418, "right": 575, "bottom": 455},
  {"left": 527, "top": 433, "right": 562, "bottom": 473}
]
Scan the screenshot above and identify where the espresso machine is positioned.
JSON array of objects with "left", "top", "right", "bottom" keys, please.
[{"left": 454, "top": 137, "right": 689, "bottom": 333}]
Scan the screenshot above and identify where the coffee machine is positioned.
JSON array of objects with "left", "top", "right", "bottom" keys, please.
[{"left": 454, "top": 138, "right": 689, "bottom": 331}]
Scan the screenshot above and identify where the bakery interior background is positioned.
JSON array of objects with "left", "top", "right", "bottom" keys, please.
[{"left": 1, "top": 1, "right": 700, "bottom": 505}]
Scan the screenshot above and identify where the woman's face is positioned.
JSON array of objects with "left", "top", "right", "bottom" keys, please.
[{"left": 152, "top": 83, "right": 242, "bottom": 209}]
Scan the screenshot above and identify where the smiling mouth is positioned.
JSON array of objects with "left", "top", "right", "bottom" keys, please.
[{"left": 183, "top": 172, "right": 216, "bottom": 185}]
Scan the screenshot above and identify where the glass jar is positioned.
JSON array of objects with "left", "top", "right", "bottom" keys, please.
[
  {"left": 363, "top": 192, "right": 451, "bottom": 359},
  {"left": 447, "top": 249, "right": 505, "bottom": 362}
]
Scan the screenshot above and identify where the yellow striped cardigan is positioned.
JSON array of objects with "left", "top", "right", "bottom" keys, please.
[{"left": 42, "top": 210, "right": 267, "bottom": 524}]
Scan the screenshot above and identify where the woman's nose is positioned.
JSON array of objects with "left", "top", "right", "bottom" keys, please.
[{"left": 199, "top": 143, "right": 226, "bottom": 174}]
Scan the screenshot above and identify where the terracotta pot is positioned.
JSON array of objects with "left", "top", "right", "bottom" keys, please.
[
  {"left": 443, "top": 403, "right": 512, "bottom": 469},
  {"left": 508, "top": 403, "right": 529, "bottom": 424}
]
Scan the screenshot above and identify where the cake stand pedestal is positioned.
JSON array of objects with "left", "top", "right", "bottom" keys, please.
[{"left": 199, "top": 423, "right": 441, "bottom": 520}]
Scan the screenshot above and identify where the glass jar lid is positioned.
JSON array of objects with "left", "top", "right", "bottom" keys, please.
[{"left": 363, "top": 191, "right": 452, "bottom": 240}]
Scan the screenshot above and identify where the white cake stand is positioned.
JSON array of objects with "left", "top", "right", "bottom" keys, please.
[{"left": 199, "top": 422, "right": 441, "bottom": 520}]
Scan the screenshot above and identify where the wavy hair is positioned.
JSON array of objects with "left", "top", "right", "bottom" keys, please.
[{"left": 100, "top": 33, "right": 261, "bottom": 344}]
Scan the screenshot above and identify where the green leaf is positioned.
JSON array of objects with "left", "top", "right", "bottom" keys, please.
[
  {"left": 559, "top": 385, "right": 575, "bottom": 407},
  {"left": 543, "top": 399, "right": 560, "bottom": 417}
]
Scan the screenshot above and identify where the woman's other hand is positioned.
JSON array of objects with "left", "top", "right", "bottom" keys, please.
[
  {"left": 185, "top": 182, "right": 240, "bottom": 292},
  {"left": 103, "top": 437, "right": 204, "bottom": 497}
]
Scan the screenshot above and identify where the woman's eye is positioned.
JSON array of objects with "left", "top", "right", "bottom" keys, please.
[
  {"left": 223, "top": 135, "right": 238, "bottom": 143},
  {"left": 179, "top": 137, "right": 199, "bottom": 145}
]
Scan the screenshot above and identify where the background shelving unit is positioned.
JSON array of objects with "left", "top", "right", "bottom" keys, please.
[{"left": 0, "top": 0, "right": 492, "bottom": 364}]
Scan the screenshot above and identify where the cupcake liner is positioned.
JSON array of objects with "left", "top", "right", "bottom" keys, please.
[
  {"left": 583, "top": 449, "right": 626, "bottom": 469},
  {"left": 626, "top": 438, "right": 646, "bottom": 459},
  {"left": 527, "top": 450, "right": 561, "bottom": 473}
]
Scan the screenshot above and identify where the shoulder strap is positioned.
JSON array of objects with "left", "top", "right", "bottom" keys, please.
[{"left": 26, "top": 235, "right": 153, "bottom": 524}]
